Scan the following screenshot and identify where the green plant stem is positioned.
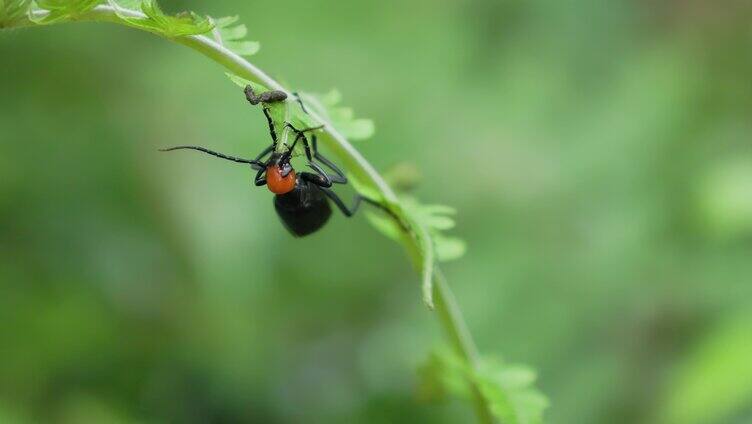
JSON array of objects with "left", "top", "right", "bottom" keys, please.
[
  {"left": 434, "top": 269, "right": 495, "bottom": 424},
  {"left": 7, "top": 6, "right": 495, "bottom": 423}
]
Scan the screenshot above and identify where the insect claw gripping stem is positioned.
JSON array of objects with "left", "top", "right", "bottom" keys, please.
[
  {"left": 292, "top": 92, "right": 308, "bottom": 113},
  {"left": 319, "top": 187, "right": 407, "bottom": 229},
  {"left": 284, "top": 122, "right": 325, "bottom": 134}
]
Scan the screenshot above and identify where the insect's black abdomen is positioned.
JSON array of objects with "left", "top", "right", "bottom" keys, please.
[{"left": 273, "top": 182, "right": 332, "bottom": 237}]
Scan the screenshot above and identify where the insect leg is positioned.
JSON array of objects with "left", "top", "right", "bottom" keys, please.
[
  {"left": 292, "top": 92, "right": 309, "bottom": 114},
  {"left": 284, "top": 122, "right": 325, "bottom": 135},
  {"left": 254, "top": 166, "right": 268, "bottom": 186},
  {"left": 310, "top": 135, "right": 346, "bottom": 184},
  {"left": 262, "top": 108, "right": 279, "bottom": 143},
  {"left": 288, "top": 133, "right": 346, "bottom": 184},
  {"left": 252, "top": 143, "right": 275, "bottom": 170},
  {"left": 318, "top": 188, "right": 384, "bottom": 217},
  {"left": 319, "top": 187, "right": 406, "bottom": 231},
  {"left": 292, "top": 131, "right": 314, "bottom": 162},
  {"left": 299, "top": 163, "right": 333, "bottom": 188}
]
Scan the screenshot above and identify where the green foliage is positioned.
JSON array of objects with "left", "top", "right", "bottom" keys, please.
[
  {"left": 0, "top": 4, "right": 545, "bottom": 422},
  {"left": 419, "top": 348, "right": 548, "bottom": 424},
  {"left": 109, "top": 0, "right": 212, "bottom": 37},
  {"left": 210, "top": 15, "right": 259, "bottom": 57},
  {"left": 0, "top": 0, "right": 30, "bottom": 26},
  {"left": 363, "top": 193, "right": 465, "bottom": 308},
  {"left": 298, "top": 90, "right": 375, "bottom": 140},
  {"left": 29, "top": 0, "right": 101, "bottom": 24}
]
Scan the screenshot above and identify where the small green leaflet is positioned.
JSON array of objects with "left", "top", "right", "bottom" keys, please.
[
  {"left": 0, "top": 0, "right": 30, "bottom": 26},
  {"left": 208, "top": 15, "right": 259, "bottom": 57},
  {"left": 30, "top": 0, "right": 101, "bottom": 24},
  {"left": 418, "top": 348, "right": 549, "bottom": 424},
  {"left": 225, "top": 73, "right": 270, "bottom": 101},
  {"left": 105, "top": 0, "right": 137, "bottom": 8},
  {"left": 363, "top": 193, "right": 466, "bottom": 308},
  {"left": 297, "top": 90, "right": 375, "bottom": 141},
  {"left": 108, "top": 0, "right": 213, "bottom": 37}
]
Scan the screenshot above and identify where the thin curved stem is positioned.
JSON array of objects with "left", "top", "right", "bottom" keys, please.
[{"left": 5, "top": 6, "right": 494, "bottom": 423}]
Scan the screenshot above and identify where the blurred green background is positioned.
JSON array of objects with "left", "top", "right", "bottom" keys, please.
[{"left": 2, "top": 0, "right": 752, "bottom": 423}]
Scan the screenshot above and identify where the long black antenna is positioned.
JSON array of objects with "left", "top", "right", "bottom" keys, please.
[{"left": 159, "top": 145, "right": 263, "bottom": 167}]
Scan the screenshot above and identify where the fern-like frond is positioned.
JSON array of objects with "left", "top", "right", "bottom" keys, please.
[
  {"left": 108, "top": 0, "right": 212, "bottom": 37},
  {"left": 419, "top": 348, "right": 549, "bottom": 424},
  {"left": 0, "top": 0, "right": 31, "bottom": 27},
  {"left": 298, "top": 90, "right": 375, "bottom": 141},
  {"left": 209, "top": 15, "right": 259, "bottom": 57},
  {"left": 29, "top": 0, "right": 101, "bottom": 24}
]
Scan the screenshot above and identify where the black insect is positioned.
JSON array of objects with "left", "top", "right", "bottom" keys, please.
[{"left": 161, "top": 86, "right": 390, "bottom": 237}]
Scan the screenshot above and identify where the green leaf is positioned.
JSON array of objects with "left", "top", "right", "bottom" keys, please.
[
  {"left": 298, "top": 90, "right": 375, "bottom": 140},
  {"left": 417, "top": 224, "right": 436, "bottom": 309},
  {"left": 31, "top": 0, "right": 101, "bottom": 24},
  {"left": 225, "top": 72, "right": 266, "bottom": 93},
  {"left": 107, "top": 0, "right": 137, "bottom": 7},
  {"left": 348, "top": 173, "right": 384, "bottom": 203},
  {"left": 476, "top": 359, "right": 548, "bottom": 424},
  {"left": 0, "top": 0, "right": 31, "bottom": 26},
  {"left": 360, "top": 193, "right": 465, "bottom": 308},
  {"left": 417, "top": 348, "right": 470, "bottom": 402},
  {"left": 418, "top": 349, "right": 548, "bottom": 424},
  {"left": 109, "top": 0, "right": 213, "bottom": 37},
  {"left": 434, "top": 234, "right": 466, "bottom": 262},
  {"left": 421, "top": 204, "right": 457, "bottom": 215},
  {"left": 209, "top": 15, "right": 259, "bottom": 57},
  {"left": 401, "top": 197, "right": 464, "bottom": 263},
  {"left": 364, "top": 212, "right": 402, "bottom": 241}
]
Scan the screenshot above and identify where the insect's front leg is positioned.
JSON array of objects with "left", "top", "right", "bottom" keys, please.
[
  {"left": 261, "top": 108, "right": 279, "bottom": 144},
  {"left": 285, "top": 131, "right": 345, "bottom": 185},
  {"left": 254, "top": 166, "right": 268, "bottom": 186},
  {"left": 252, "top": 143, "right": 275, "bottom": 171}
]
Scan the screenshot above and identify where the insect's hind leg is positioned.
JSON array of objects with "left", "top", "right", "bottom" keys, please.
[
  {"left": 319, "top": 187, "right": 408, "bottom": 232},
  {"left": 319, "top": 187, "right": 361, "bottom": 217},
  {"left": 319, "top": 187, "right": 393, "bottom": 218}
]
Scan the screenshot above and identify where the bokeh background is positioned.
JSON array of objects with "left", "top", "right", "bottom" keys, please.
[{"left": 2, "top": 0, "right": 752, "bottom": 423}]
